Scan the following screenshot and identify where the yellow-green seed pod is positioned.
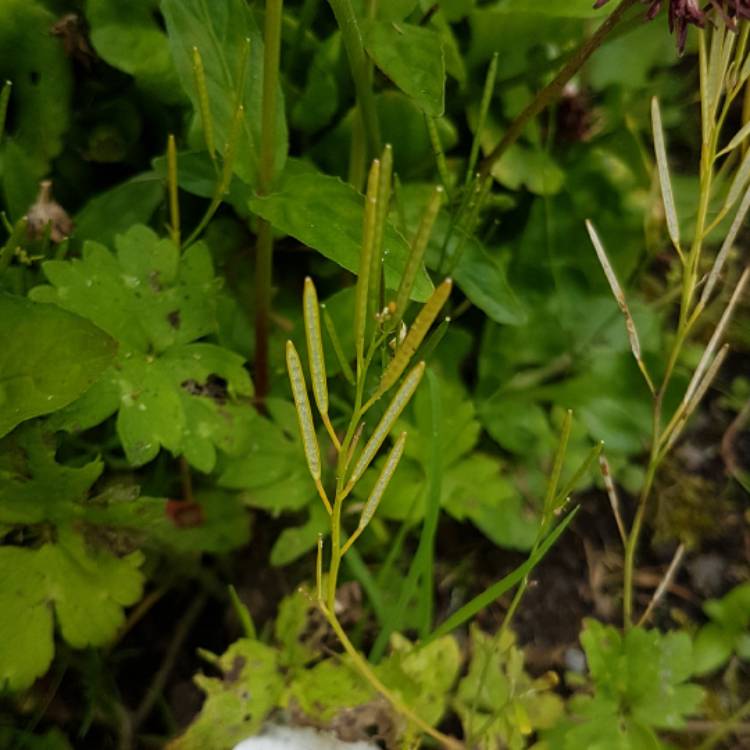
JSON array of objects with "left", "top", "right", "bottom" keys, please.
[
  {"left": 354, "top": 158, "right": 381, "bottom": 367},
  {"left": 303, "top": 277, "right": 328, "bottom": 416},
  {"left": 348, "top": 362, "right": 425, "bottom": 488},
  {"left": 219, "top": 103, "right": 244, "bottom": 195},
  {"left": 358, "top": 431, "right": 406, "bottom": 530},
  {"left": 167, "top": 134, "right": 180, "bottom": 247},
  {"left": 286, "top": 340, "right": 321, "bottom": 480},
  {"left": 191, "top": 47, "right": 215, "bottom": 160},
  {"left": 390, "top": 185, "right": 443, "bottom": 328},
  {"left": 378, "top": 279, "right": 451, "bottom": 395},
  {"left": 368, "top": 144, "right": 393, "bottom": 323}
]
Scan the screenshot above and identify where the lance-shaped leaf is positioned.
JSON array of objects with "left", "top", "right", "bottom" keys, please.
[
  {"left": 651, "top": 97, "right": 680, "bottom": 252},
  {"left": 390, "top": 186, "right": 443, "bottom": 327},
  {"left": 586, "top": 220, "right": 655, "bottom": 394},
  {"left": 377, "top": 279, "right": 451, "bottom": 395},
  {"left": 354, "top": 159, "right": 381, "bottom": 367},
  {"left": 347, "top": 362, "right": 425, "bottom": 489},
  {"left": 342, "top": 431, "right": 407, "bottom": 556},
  {"left": 286, "top": 340, "right": 321, "bottom": 480}
]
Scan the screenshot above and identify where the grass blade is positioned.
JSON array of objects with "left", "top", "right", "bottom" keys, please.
[
  {"left": 347, "top": 361, "right": 425, "bottom": 489},
  {"left": 554, "top": 441, "right": 603, "bottom": 509},
  {"left": 425, "top": 508, "right": 579, "bottom": 644},
  {"left": 651, "top": 97, "right": 680, "bottom": 252},
  {"left": 543, "top": 409, "right": 572, "bottom": 517},
  {"left": 466, "top": 54, "right": 497, "bottom": 185},
  {"left": 586, "top": 219, "right": 655, "bottom": 394},
  {"left": 0, "top": 80, "right": 11, "bottom": 142},
  {"left": 377, "top": 279, "right": 452, "bottom": 395}
]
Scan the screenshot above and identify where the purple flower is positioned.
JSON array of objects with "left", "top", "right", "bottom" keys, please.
[{"left": 594, "top": 0, "right": 711, "bottom": 54}]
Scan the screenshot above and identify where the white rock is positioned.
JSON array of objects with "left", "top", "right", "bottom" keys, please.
[{"left": 233, "top": 725, "right": 380, "bottom": 750}]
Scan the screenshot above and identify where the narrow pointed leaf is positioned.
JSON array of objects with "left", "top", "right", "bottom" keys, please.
[{"left": 651, "top": 97, "right": 680, "bottom": 250}]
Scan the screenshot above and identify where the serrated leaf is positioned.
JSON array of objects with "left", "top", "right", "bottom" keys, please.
[
  {"left": 361, "top": 21, "right": 445, "bottom": 116},
  {"left": 0, "top": 293, "right": 116, "bottom": 438},
  {"left": 167, "top": 639, "right": 284, "bottom": 750},
  {"left": 30, "top": 225, "right": 254, "bottom": 470},
  {"left": 161, "top": 0, "right": 287, "bottom": 186},
  {"left": 0, "top": 528, "right": 143, "bottom": 692},
  {"left": 248, "top": 169, "right": 433, "bottom": 301}
]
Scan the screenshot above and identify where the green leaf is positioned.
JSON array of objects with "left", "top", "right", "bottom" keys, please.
[
  {"left": 161, "top": 0, "right": 288, "bottom": 186},
  {"left": 30, "top": 225, "right": 254, "bottom": 470},
  {"left": 270, "top": 501, "right": 329, "bottom": 566},
  {"left": 578, "top": 620, "right": 704, "bottom": 734},
  {"left": 168, "top": 639, "right": 283, "bottom": 750},
  {"left": 456, "top": 625, "right": 563, "bottom": 746},
  {"left": 0, "top": 293, "right": 116, "bottom": 438},
  {"left": 0, "top": 2, "right": 71, "bottom": 164},
  {"left": 86, "top": 0, "right": 183, "bottom": 102},
  {"left": 248, "top": 168, "right": 433, "bottom": 301},
  {"left": 491, "top": 143, "right": 565, "bottom": 196},
  {"left": 0, "top": 528, "right": 143, "bottom": 692},
  {"left": 74, "top": 174, "right": 165, "bottom": 246},
  {"left": 361, "top": 21, "right": 445, "bottom": 117}
]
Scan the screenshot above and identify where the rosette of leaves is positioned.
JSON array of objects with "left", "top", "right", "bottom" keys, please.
[
  {"left": 30, "top": 224, "right": 254, "bottom": 472},
  {"left": 543, "top": 619, "right": 704, "bottom": 749},
  {"left": 0, "top": 423, "right": 251, "bottom": 693}
]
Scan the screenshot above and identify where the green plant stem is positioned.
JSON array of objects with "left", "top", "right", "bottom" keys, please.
[
  {"left": 477, "top": 0, "right": 639, "bottom": 180},
  {"left": 622, "top": 30, "right": 722, "bottom": 627},
  {"left": 327, "top": 0, "right": 381, "bottom": 158},
  {"left": 697, "top": 698, "right": 750, "bottom": 750},
  {"left": 321, "top": 605, "right": 464, "bottom": 750},
  {"left": 255, "top": 0, "right": 284, "bottom": 402}
]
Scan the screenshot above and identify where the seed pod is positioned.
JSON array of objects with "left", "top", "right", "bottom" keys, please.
[
  {"left": 368, "top": 144, "right": 393, "bottom": 324},
  {"left": 348, "top": 362, "right": 425, "bottom": 488},
  {"left": 286, "top": 340, "right": 321, "bottom": 480},
  {"left": 377, "top": 279, "right": 451, "bottom": 395},
  {"left": 358, "top": 431, "right": 406, "bottom": 530},
  {"left": 191, "top": 47, "right": 215, "bottom": 160},
  {"left": 304, "top": 277, "right": 328, "bottom": 416}
]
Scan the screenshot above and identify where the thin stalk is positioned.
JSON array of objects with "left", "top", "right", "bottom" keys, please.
[
  {"left": 478, "top": 0, "right": 639, "bottom": 180},
  {"left": 255, "top": 0, "right": 284, "bottom": 402},
  {"left": 327, "top": 0, "right": 381, "bottom": 158},
  {"left": 322, "top": 606, "right": 464, "bottom": 750}
]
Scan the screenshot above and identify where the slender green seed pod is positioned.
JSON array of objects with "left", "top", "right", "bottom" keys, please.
[
  {"left": 359, "top": 431, "right": 406, "bottom": 530},
  {"left": 378, "top": 280, "right": 451, "bottom": 395},
  {"left": 390, "top": 185, "right": 443, "bottom": 328},
  {"left": 0, "top": 81, "right": 11, "bottom": 142},
  {"left": 466, "top": 54, "right": 497, "bottom": 184},
  {"left": 167, "top": 134, "right": 180, "bottom": 248},
  {"left": 368, "top": 144, "right": 392, "bottom": 324},
  {"left": 354, "top": 159, "right": 381, "bottom": 367},
  {"left": 286, "top": 340, "right": 321, "bottom": 480},
  {"left": 191, "top": 48, "right": 215, "bottom": 160},
  {"left": 303, "top": 277, "right": 328, "bottom": 416},
  {"left": 348, "top": 362, "right": 425, "bottom": 488},
  {"left": 219, "top": 103, "right": 244, "bottom": 195}
]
